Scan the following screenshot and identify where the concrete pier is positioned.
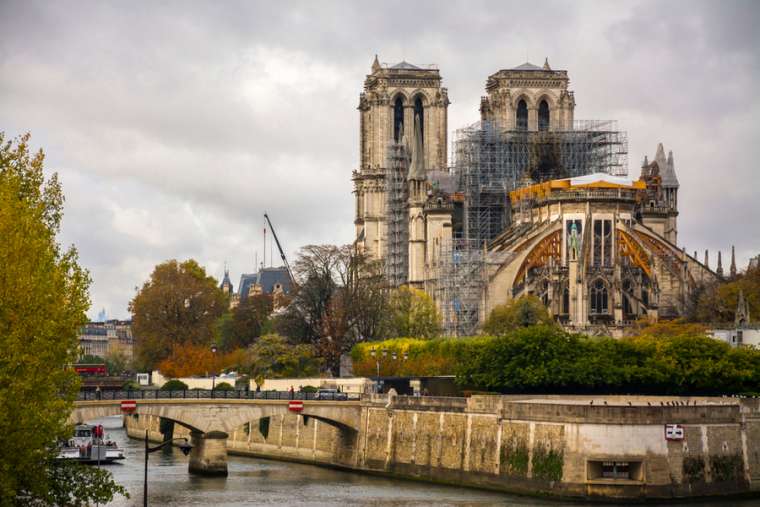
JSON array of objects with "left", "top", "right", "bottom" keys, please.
[{"left": 189, "top": 431, "right": 228, "bottom": 476}]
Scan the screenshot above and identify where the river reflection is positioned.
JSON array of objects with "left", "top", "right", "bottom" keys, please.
[{"left": 92, "top": 417, "right": 756, "bottom": 507}]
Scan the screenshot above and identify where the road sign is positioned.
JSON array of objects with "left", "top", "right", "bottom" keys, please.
[
  {"left": 288, "top": 400, "right": 304, "bottom": 412},
  {"left": 665, "top": 424, "right": 684, "bottom": 440},
  {"left": 120, "top": 400, "right": 137, "bottom": 412}
]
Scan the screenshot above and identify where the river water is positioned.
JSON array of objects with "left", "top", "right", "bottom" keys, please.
[{"left": 93, "top": 417, "right": 756, "bottom": 507}]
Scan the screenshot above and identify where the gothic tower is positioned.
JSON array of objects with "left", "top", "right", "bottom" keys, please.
[
  {"left": 480, "top": 58, "right": 575, "bottom": 131},
  {"left": 353, "top": 55, "right": 449, "bottom": 259}
]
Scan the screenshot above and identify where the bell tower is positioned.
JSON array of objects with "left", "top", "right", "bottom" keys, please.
[{"left": 353, "top": 55, "right": 449, "bottom": 259}]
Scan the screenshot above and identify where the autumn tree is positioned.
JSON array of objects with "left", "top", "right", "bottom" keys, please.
[
  {"left": 689, "top": 266, "right": 760, "bottom": 323},
  {"left": 130, "top": 259, "right": 226, "bottom": 369},
  {"left": 277, "top": 244, "right": 387, "bottom": 375},
  {"left": 483, "top": 295, "right": 556, "bottom": 336},
  {"left": 0, "top": 132, "right": 126, "bottom": 504},
  {"left": 386, "top": 286, "right": 442, "bottom": 338}
]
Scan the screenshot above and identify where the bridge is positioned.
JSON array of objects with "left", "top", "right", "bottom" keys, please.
[{"left": 71, "top": 391, "right": 363, "bottom": 475}]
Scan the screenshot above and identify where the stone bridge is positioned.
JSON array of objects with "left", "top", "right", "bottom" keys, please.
[{"left": 71, "top": 398, "right": 362, "bottom": 475}]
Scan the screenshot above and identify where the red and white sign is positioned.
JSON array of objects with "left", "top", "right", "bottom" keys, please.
[
  {"left": 288, "top": 400, "right": 304, "bottom": 412},
  {"left": 665, "top": 424, "right": 684, "bottom": 440},
  {"left": 120, "top": 400, "right": 137, "bottom": 413}
]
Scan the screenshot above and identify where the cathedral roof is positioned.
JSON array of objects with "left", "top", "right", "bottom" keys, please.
[
  {"left": 510, "top": 62, "right": 544, "bottom": 71},
  {"left": 390, "top": 60, "right": 422, "bottom": 70}
]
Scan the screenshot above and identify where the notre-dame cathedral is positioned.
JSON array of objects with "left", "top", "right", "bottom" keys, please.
[{"left": 352, "top": 56, "right": 719, "bottom": 336}]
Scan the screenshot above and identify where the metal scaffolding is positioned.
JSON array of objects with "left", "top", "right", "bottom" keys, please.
[
  {"left": 455, "top": 120, "right": 628, "bottom": 246},
  {"left": 429, "top": 238, "right": 484, "bottom": 336},
  {"left": 384, "top": 140, "right": 409, "bottom": 287}
]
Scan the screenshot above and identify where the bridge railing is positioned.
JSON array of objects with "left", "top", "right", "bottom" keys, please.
[{"left": 77, "top": 389, "right": 360, "bottom": 402}]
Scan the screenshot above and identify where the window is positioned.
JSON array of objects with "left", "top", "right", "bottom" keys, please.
[
  {"left": 516, "top": 99, "right": 528, "bottom": 130},
  {"left": 414, "top": 96, "right": 424, "bottom": 145},
  {"left": 538, "top": 99, "right": 550, "bottom": 131},
  {"left": 588, "top": 460, "right": 643, "bottom": 482},
  {"left": 593, "top": 219, "right": 613, "bottom": 266},
  {"left": 590, "top": 279, "right": 608, "bottom": 314},
  {"left": 622, "top": 279, "right": 634, "bottom": 317},
  {"left": 393, "top": 97, "right": 404, "bottom": 141}
]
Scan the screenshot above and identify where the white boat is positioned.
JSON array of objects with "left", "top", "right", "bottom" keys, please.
[{"left": 57, "top": 424, "right": 125, "bottom": 463}]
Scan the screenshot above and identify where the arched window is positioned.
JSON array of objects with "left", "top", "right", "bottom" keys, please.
[
  {"left": 393, "top": 97, "right": 404, "bottom": 142},
  {"left": 590, "top": 279, "right": 608, "bottom": 315},
  {"left": 414, "top": 96, "right": 424, "bottom": 146},
  {"left": 516, "top": 99, "right": 528, "bottom": 130},
  {"left": 538, "top": 100, "right": 550, "bottom": 131}
]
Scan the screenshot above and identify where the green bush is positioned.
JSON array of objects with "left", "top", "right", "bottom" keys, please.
[
  {"left": 161, "top": 379, "right": 189, "bottom": 391},
  {"left": 213, "top": 381, "right": 234, "bottom": 391},
  {"left": 122, "top": 380, "right": 140, "bottom": 390},
  {"left": 300, "top": 385, "right": 318, "bottom": 393},
  {"left": 352, "top": 325, "right": 760, "bottom": 395}
]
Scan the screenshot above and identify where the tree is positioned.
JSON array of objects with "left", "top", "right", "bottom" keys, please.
[
  {"left": 130, "top": 259, "right": 227, "bottom": 369},
  {"left": 157, "top": 344, "right": 246, "bottom": 378},
  {"left": 217, "top": 294, "right": 273, "bottom": 352},
  {"left": 386, "top": 286, "right": 442, "bottom": 338},
  {"left": 161, "top": 379, "right": 189, "bottom": 391},
  {"left": 245, "top": 334, "right": 322, "bottom": 385},
  {"left": 278, "top": 244, "right": 387, "bottom": 375},
  {"left": 482, "top": 295, "right": 555, "bottom": 336},
  {"left": 0, "top": 132, "right": 126, "bottom": 504},
  {"left": 104, "top": 349, "right": 130, "bottom": 375}
]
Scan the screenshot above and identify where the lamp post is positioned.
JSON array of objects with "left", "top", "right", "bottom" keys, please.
[
  {"left": 210, "top": 344, "right": 218, "bottom": 390},
  {"left": 369, "top": 348, "right": 408, "bottom": 393},
  {"left": 143, "top": 429, "right": 192, "bottom": 507}
]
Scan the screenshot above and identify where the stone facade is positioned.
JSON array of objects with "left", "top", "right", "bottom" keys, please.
[
  {"left": 118, "top": 395, "right": 760, "bottom": 501},
  {"left": 353, "top": 56, "right": 449, "bottom": 260}
]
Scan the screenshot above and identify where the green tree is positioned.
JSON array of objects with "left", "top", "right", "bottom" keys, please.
[
  {"left": 245, "top": 334, "right": 322, "bottom": 385},
  {"left": 217, "top": 294, "right": 273, "bottom": 352},
  {"left": 130, "top": 259, "right": 227, "bottom": 370},
  {"left": 482, "top": 295, "right": 555, "bottom": 335},
  {"left": 387, "top": 286, "right": 442, "bottom": 338},
  {"left": 161, "top": 379, "right": 189, "bottom": 391},
  {"left": 104, "top": 349, "right": 130, "bottom": 375},
  {"left": 0, "top": 132, "right": 126, "bottom": 504}
]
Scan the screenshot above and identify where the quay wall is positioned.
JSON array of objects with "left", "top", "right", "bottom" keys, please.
[{"left": 124, "top": 395, "right": 760, "bottom": 501}]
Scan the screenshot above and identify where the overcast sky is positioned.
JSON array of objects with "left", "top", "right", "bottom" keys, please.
[{"left": 1, "top": 1, "right": 758, "bottom": 319}]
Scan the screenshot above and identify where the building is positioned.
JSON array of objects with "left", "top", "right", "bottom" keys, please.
[
  {"left": 708, "top": 290, "right": 760, "bottom": 347},
  {"left": 78, "top": 320, "right": 134, "bottom": 360},
  {"left": 352, "top": 56, "right": 719, "bottom": 335}
]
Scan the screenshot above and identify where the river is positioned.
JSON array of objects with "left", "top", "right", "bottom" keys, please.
[{"left": 92, "top": 417, "right": 756, "bottom": 506}]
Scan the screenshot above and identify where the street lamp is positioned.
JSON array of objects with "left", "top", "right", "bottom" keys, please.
[
  {"left": 210, "top": 344, "right": 218, "bottom": 390},
  {"left": 143, "top": 430, "right": 192, "bottom": 507}
]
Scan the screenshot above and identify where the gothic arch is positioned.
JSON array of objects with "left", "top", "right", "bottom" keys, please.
[
  {"left": 409, "top": 90, "right": 431, "bottom": 106},
  {"left": 511, "top": 92, "right": 535, "bottom": 110},
  {"left": 589, "top": 278, "right": 609, "bottom": 315}
]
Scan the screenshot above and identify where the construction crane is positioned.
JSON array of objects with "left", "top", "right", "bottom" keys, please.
[{"left": 263, "top": 212, "right": 296, "bottom": 287}]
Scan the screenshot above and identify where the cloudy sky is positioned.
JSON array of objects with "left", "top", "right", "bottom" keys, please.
[{"left": 1, "top": 1, "right": 758, "bottom": 319}]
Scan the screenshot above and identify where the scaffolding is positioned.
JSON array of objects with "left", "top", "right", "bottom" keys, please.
[
  {"left": 455, "top": 119, "right": 628, "bottom": 247},
  {"left": 384, "top": 140, "right": 409, "bottom": 287},
  {"left": 431, "top": 238, "right": 484, "bottom": 336}
]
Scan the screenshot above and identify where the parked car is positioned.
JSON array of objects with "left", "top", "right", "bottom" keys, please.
[{"left": 314, "top": 388, "right": 348, "bottom": 401}]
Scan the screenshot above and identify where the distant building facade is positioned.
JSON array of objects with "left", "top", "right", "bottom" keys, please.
[{"left": 78, "top": 320, "right": 134, "bottom": 360}]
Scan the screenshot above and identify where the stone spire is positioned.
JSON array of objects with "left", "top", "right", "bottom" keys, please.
[
  {"left": 655, "top": 143, "right": 667, "bottom": 172},
  {"left": 371, "top": 54, "right": 381, "bottom": 73},
  {"left": 717, "top": 251, "right": 724, "bottom": 277},
  {"left": 704, "top": 249, "right": 709, "bottom": 269},
  {"left": 408, "top": 113, "right": 425, "bottom": 180},
  {"left": 543, "top": 57, "right": 551, "bottom": 70},
  {"left": 730, "top": 245, "right": 737, "bottom": 278},
  {"left": 662, "top": 149, "right": 679, "bottom": 188}
]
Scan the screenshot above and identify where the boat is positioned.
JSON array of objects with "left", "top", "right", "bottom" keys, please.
[{"left": 57, "top": 424, "right": 125, "bottom": 464}]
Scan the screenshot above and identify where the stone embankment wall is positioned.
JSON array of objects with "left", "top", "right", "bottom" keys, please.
[{"left": 125, "top": 395, "right": 760, "bottom": 501}]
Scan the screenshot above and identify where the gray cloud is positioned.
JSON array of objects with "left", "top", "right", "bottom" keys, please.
[{"left": 1, "top": 0, "right": 758, "bottom": 318}]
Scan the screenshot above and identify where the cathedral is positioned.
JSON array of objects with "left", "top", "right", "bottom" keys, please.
[{"left": 352, "top": 56, "right": 718, "bottom": 336}]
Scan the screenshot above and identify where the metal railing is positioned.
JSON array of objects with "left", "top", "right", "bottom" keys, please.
[{"left": 77, "top": 389, "right": 360, "bottom": 402}]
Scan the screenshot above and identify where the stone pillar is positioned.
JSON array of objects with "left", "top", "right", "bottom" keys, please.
[{"left": 189, "top": 431, "right": 228, "bottom": 476}]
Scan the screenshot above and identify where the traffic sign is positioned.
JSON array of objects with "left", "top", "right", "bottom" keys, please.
[
  {"left": 288, "top": 400, "right": 304, "bottom": 412},
  {"left": 121, "top": 400, "right": 137, "bottom": 412},
  {"left": 665, "top": 424, "right": 684, "bottom": 440}
]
